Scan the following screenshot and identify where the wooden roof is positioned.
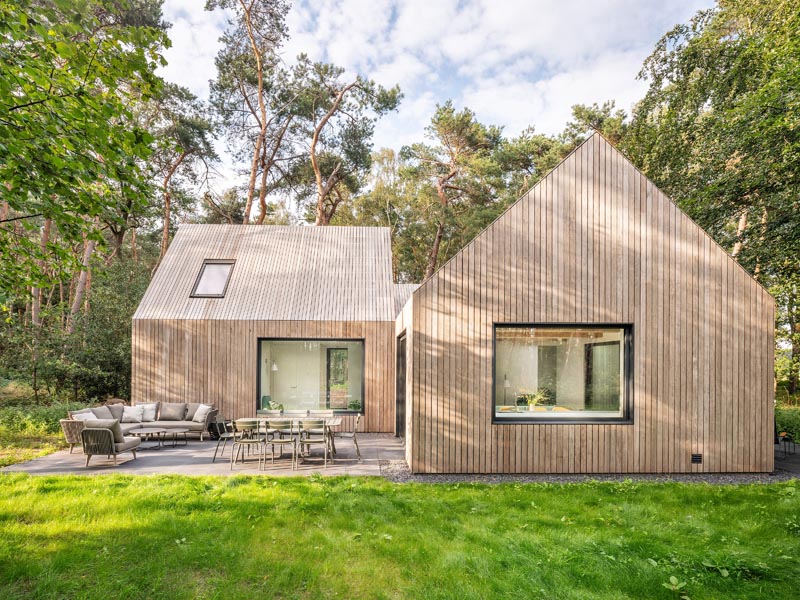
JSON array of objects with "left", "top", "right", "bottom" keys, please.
[
  {"left": 134, "top": 224, "right": 396, "bottom": 321},
  {"left": 393, "top": 283, "right": 418, "bottom": 316}
]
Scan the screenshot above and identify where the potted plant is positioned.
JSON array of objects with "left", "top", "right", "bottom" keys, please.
[{"left": 527, "top": 388, "right": 555, "bottom": 410}]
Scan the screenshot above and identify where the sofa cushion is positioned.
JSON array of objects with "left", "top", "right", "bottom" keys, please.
[
  {"left": 105, "top": 404, "right": 124, "bottom": 421},
  {"left": 120, "top": 423, "right": 141, "bottom": 435},
  {"left": 152, "top": 420, "right": 205, "bottom": 431},
  {"left": 136, "top": 402, "right": 159, "bottom": 422},
  {"left": 185, "top": 403, "right": 202, "bottom": 421},
  {"left": 91, "top": 405, "right": 114, "bottom": 419},
  {"left": 69, "top": 408, "right": 94, "bottom": 419},
  {"left": 159, "top": 403, "right": 186, "bottom": 421},
  {"left": 71, "top": 412, "right": 98, "bottom": 422},
  {"left": 85, "top": 419, "right": 125, "bottom": 444},
  {"left": 122, "top": 405, "right": 144, "bottom": 423},
  {"left": 114, "top": 436, "right": 141, "bottom": 452},
  {"left": 192, "top": 404, "right": 213, "bottom": 423}
]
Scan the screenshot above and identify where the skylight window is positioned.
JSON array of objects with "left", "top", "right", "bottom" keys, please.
[{"left": 191, "top": 260, "right": 234, "bottom": 298}]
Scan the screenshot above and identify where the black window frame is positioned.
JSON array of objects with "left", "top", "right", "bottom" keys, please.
[
  {"left": 491, "top": 323, "right": 634, "bottom": 425},
  {"left": 190, "top": 259, "right": 235, "bottom": 298},
  {"left": 256, "top": 337, "right": 366, "bottom": 415}
]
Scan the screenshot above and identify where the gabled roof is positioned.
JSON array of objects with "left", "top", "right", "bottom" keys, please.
[
  {"left": 414, "top": 132, "right": 771, "bottom": 301},
  {"left": 134, "top": 224, "right": 396, "bottom": 321}
]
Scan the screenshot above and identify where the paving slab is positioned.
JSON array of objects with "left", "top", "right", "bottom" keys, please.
[{"left": 2, "top": 433, "right": 406, "bottom": 477}]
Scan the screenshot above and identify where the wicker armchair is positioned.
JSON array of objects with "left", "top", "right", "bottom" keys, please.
[
  {"left": 81, "top": 427, "right": 140, "bottom": 467},
  {"left": 60, "top": 419, "right": 85, "bottom": 454}
]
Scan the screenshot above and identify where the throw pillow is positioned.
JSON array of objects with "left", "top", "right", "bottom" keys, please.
[
  {"left": 91, "top": 405, "right": 114, "bottom": 419},
  {"left": 85, "top": 418, "right": 125, "bottom": 443},
  {"left": 159, "top": 403, "right": 186, "bottom": 421},
  {"left": 72, "top": 412, "right": 98, "bottom": 422},
  {"left": 122, "top": 405, "right": 144, "bottom": 423},
  {"left": 192, "top": 404, "right": 213, "bottom": 423},
  {"left": 185, "top": 403, "right": 202, "bottom": 421},
  {"left": 137, "top": 402, "right": 158, "bottom": 422},
  {"left": 105, "top": 404, "right": 124, "bottom": 421}
]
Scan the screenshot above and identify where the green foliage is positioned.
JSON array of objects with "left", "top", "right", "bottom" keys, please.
[
  {"left": 776, "top": 407, "right": 800, "bottom": 441},
  {"left": 0, "top": 0, "right": 168, "bottom": 294},
  {"left": 0, "top": 257, "right": 153, "bottom": 401},
  {"left": 624, "top": 0, "right": 800, "bottom": 389},
  {"left": 0, "top": 476, "right": 798, "bottom": 598},
  {"left": 0, "top": 400, "right": 83, "bottom": 466},
  {"left": 347, "top": 101, "right": 616, "bottom": 281},
  {"left": 0, "top": 402, "right": 82, "bottom": 435}
]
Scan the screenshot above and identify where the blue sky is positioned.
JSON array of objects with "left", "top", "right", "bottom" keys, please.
[{"left": 158, "top": 0, "right": 713, "bottom": 186}]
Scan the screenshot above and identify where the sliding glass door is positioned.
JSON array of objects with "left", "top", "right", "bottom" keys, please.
[{"left": 258, "top": 339, "right": 364, "bottom": 413}]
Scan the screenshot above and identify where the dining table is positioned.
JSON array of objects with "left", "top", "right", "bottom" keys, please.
[{"left": 234, "top": 417, "right": 342, "bottom": 455}]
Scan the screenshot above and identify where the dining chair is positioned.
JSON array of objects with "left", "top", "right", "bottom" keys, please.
[
  {"left": 230, "top": 419, "right": 263, "bottom": 470},
  {"left": 264, "top": 419, "right": 296, "bottom": 470},
  {"left": 212, "top": 420, "right": 235, "bottom": 463},
  {"left": 298, "top": 419, "right": 328, "bottom": 468},
  {"left": 336, "top": 413, "right": 361, "bottom": 460}
]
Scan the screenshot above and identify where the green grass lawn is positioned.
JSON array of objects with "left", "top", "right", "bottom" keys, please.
[
  {"left": 0, "top": 475, "right": 798, "bottom": 599},
  {"left": 0, "top": 430, "right": 63, "bottom": 468}
]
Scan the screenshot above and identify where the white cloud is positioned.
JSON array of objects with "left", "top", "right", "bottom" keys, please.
[
  {"left": 461, "top": 49, "right": 650, "bottom": 137},
  {"left": 158, "top": 1, "right": 228, "bottom": 100},
  {"left": 158, "top": 0, "right": 715, "bottom": 187}
]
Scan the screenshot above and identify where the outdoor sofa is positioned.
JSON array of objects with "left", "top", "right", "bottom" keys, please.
[{"left": 61, "top": 402, "right": 219, "bottom": 453}]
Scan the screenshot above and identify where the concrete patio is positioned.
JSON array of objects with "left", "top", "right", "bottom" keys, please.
[{"left": 3, "top": 433, "right": 405, "bottom": 477}]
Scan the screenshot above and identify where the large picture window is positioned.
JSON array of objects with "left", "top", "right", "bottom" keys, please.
[
  {"left": 493, "top": 324, "right": 631, "bottom": 423},
  {"left": 258, "top": 339, "right": 364, "bottom": 413}
]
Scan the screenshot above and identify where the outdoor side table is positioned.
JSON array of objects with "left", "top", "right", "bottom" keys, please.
[{"left": 128, "top": 427, "right": 168, "bottom": 450}]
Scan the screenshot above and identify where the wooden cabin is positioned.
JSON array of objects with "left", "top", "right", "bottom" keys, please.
[
  {"left": 132, "top": 225, "right": 413, "bottom": 433},
  {"left": 397, "top": 133, "right": 774, "bottom": 473},
  {"left": 132, "top": 133, "right": 774, "bottom": 473}
]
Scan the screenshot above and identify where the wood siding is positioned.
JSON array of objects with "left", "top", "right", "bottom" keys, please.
[
  {"left": 408, "top": 133, "right": 775, "bottom": 473},
  {"left": 135, "top": 225, "right": 396, "bottom": 322},
  {"left": 396, "top": 295, "right": 414, "bottom": 466},
  {"left": 132, "top": 320, "right": 395, "bottom": 433}
]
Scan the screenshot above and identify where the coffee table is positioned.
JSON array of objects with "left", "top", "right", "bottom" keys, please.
[
  {"left": 128, "top": 427, "right": 168, "bottom": 450},
  {"left": 166, "top": 428, "right": 190, "bottom": 447}
]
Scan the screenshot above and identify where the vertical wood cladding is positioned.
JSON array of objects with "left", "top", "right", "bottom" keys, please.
[
  {"left": 409, "top": 134, "right": 774, "bottom": 473},
  {"left": 132, "top": 320, "right": 395, "bottom": 433}
]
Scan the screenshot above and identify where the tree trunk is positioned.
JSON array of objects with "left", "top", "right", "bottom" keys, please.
[
  {"left": 31, "top": 217, "right": 51, "bottom": 326},
  {"left": 67, "top": 233, "right": 97, "bottom": 335},
  {"left": 107, "top": 228, "right": 126, "bottom": 263},
  {"left": 255, "top": 147, "right": 270, "bottom": 225},
  {"left": 239, "top": 0, "right": 269, "bottom": 225},
  {"left": 158, "top": 150, "right": 190, "bottom": 265},
  {"left": 789, "top": 287, "right": 798, "bottom": 395},
  {"left": 731, "top": 211, "right": 748, "bottom": 257},
  {"left": 424, "top": 220, "right": 446, "bottom": 279},
  {"left": 160, "top": 187, "right": 172, "bottom": 259},
  {"left": 310, "top": 82, "right": 355, "bottom": 225},
  {"left": 244, "top": 133, "right": 264, "bottom": 224},
  {"left": 0, "top": 201, "right": 8, "bottom": 221},
  {"left": 83, "top": 268, "right": 92, "bottom": 314},
  {"left": 255, "top": 119, "right": 292, "bottom": 225}
]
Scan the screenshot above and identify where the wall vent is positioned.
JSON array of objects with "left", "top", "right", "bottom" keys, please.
[{"left": 691, "top": 453, "right": 703, "bottom": 464}]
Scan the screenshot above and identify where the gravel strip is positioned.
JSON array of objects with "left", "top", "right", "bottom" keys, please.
[{"left": 379, "top": 460, "right": 798, "bottom": 484}]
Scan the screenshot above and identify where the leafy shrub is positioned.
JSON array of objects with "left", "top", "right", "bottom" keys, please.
[
  {"left": 0, "top": 402, "right": 84, "bottom": 436},
  {"left": 776, "top": 407, "right": 800, "bottom": 441}
]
